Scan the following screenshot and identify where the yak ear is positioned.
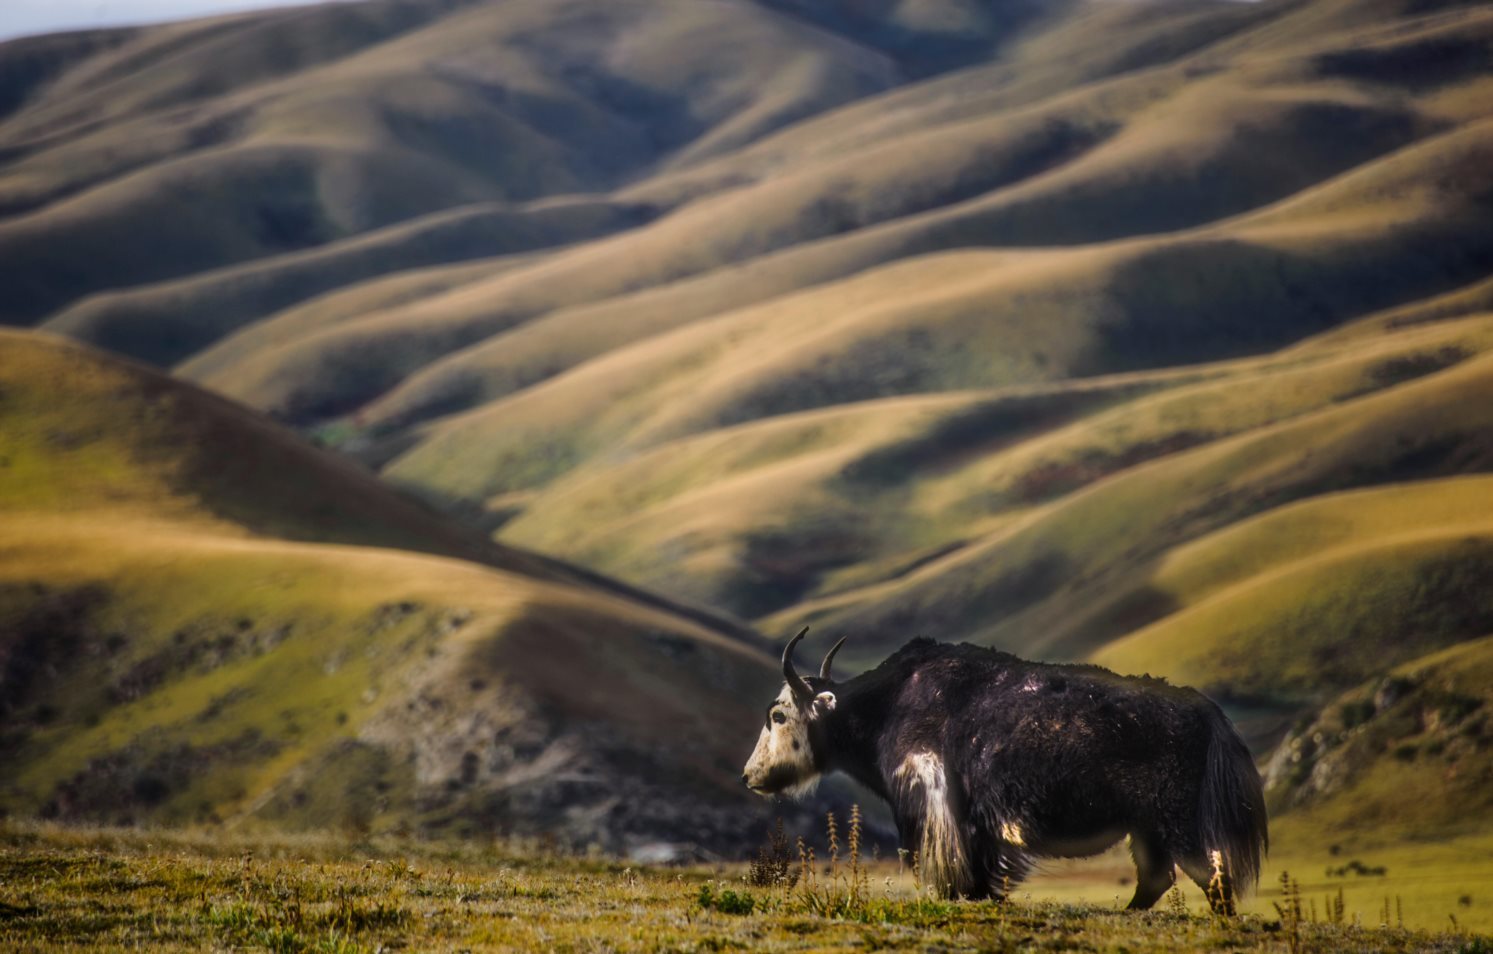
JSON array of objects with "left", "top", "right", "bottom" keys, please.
[{"left": 812, "top": 690, "right": 837, "bottom": 717}]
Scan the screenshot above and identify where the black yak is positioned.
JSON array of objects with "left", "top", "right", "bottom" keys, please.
[{"left": 741, "top": 630, "right": 1268, "bottom": 911}]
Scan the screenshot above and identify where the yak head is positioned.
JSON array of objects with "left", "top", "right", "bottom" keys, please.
[{"left": 742, "top": 628, "right": 846, "bottom": 797}]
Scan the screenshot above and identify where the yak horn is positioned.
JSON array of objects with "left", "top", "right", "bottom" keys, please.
[
  {"left": 819, "top": 635, "right": 848, "bottom": 683},
  {"left": 782, "top": 627, "right": 814, "bottom": 703}
]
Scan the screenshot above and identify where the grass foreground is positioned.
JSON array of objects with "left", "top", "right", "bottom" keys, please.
[{"left": 1, "top": 823, "right": 1488, "bottom": 953}]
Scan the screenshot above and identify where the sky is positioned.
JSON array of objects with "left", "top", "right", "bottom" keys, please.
[{"left": 0, "top": 0, "right": 349, "bottom": 42}]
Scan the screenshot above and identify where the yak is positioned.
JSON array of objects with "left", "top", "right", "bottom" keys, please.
[{"left": 741, "top": 630, "right": 1268, "bottom": 912}]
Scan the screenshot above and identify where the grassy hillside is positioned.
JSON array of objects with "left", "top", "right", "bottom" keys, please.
[
  {"left": 44, "top": 196, "right": 653, "bottom": 367},
  {"left": 0, "top": 330, "right": 780, "bottom": 852},
  {"left": 4, "top": 0, "right": 1493, "bottom": 890},
  {"left": 1262, "top": 634, "right": 1493, "bottom": 843},
  {"left": 0, "top": 0, "right": 927, "bottom": 324}
]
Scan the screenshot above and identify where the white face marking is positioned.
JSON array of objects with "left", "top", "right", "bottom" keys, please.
[
  {"left": 894, "top": 751, "right": 973, "bottom": 897},
  {"left": 742, "top": 685, "right": 821, "bottom": 798}
]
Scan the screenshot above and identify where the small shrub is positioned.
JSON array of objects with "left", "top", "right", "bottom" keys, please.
[
  {"left": 1437, "top": 693, "right": 1483, "bottom": 726},
  {"left": 697, "top": 883, "right": 757, "bottom": 915},
  {"left": 748, "top": 818, "right": 797, "bottom": 888},
  {"left": 1166, "top": 885, "right": 1188, "bottom": 917},
  {"left": 1327, "top": 859, "right": 1388, "bottom": 878},
  {"left": 1338, "top": 699, "right": 1376, "bottom": 729}
]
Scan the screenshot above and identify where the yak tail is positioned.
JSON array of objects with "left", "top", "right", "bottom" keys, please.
[{"left": 1198, "top": 701, "right": 1268, "bottom": 895}]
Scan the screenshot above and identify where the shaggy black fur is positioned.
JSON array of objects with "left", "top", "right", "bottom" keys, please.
[{"left": 804, "top": 638, "right": 1267, "bottom": 908}]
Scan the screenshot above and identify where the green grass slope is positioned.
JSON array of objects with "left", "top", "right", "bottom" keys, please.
[
  {"left": 1262, "top": 634, "right": 1493, "bottom": 844},
  {"left": 0, "top": 330, "right": 778, "bottom": 851},
  {"left": 41, "top": 195, "right": 653, "bottom": 367},
  {"left": 0, "top": 0, "right": 920, "bottom": 323},
  {"left": 5, "top": 0, "right": 1493, "bottom": 872},
  {"left": 484, "top": 308, "right": 1493, "bottom": 641},
  {"left": 783, "top": 327, "right": 1493, "bottom": 657},
  {"left": 166, "top": 0, "right": 1491, "bottom": 430},
  {"left": 379, "top": 122, "right": 1493, "bottom": 513}
]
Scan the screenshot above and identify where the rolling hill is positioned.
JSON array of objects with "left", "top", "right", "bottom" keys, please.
[
  {"left": 1262, "top": 633, "right": 1493, "bottom": 844},
  {"left": 0, "top": 329, "right": 783, "bottom": 854},
  {"left": 3, "top": 0, "right": 1493, "bottom": 863}
]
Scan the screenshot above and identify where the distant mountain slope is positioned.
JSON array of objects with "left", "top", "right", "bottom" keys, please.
[
  {"left": 1262, "top": 633, "right": 1493, "bottom": 842},
  {"left": 0, "top": 330, "right": 778, "bottom": 852},
  {"left": 0, "top": 0, "right": 948, "bottom": 323},
  {"left": 4, "top": 0, "right": 1493, "bottom": 850}
]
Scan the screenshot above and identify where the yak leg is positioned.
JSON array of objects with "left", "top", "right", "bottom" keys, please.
[
  {"left": 986, "top": 840, "right": 1032, "bottom": 901},
  {"left": 1179, "top": 852, "right": 1236, "bottom": 916},
  {"left": 1126, "top": 834, "right": 1176, "bottom": 910},
  {"left": 892, "top": 752, "right": 974, "bottom": 898}
]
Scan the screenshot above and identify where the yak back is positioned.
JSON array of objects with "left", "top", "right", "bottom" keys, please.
[{"left": 842, "top": 640, "right": 1219, "bottom": 824}]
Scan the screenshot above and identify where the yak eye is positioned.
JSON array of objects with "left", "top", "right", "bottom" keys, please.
[{"left": 771, "top": 710, "right": 788, "bottom": 725}]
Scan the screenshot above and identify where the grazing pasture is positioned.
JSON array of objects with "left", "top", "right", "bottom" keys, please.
[
  {"left": 2, "top": 821, "right": 1489, "bottom": 952},
  {"left": 3, "top": 1, "right": 1493, "bottom": 950}
]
